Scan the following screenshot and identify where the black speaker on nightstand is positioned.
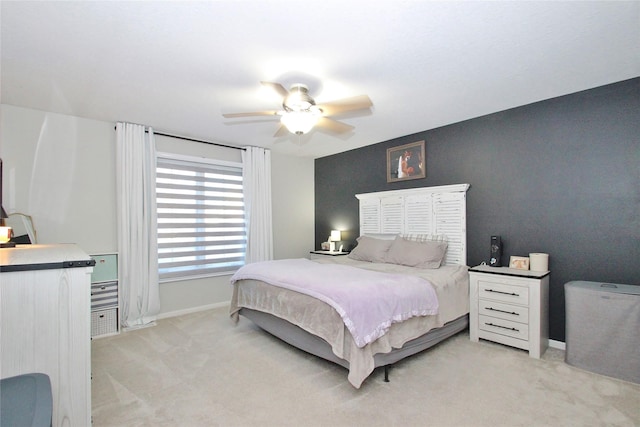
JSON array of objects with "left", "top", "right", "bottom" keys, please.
[{"left": 490, "top": 235, "right": 502, "bottom": 267}]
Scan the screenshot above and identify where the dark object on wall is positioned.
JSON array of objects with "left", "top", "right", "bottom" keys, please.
[
  {"left": 490, "top": 235, "right": 502, "bottom": 267},
  {"left": 386, "top": 140, "right": 426, "bottom": 182},
  {"left": 565, "top": 281, "right": 640, "bottom": 384}
]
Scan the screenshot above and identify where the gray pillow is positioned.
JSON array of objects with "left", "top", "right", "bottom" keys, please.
[
  {"left": 348, "top": 236, "right": 392, "bottom": 263},
  {"left": 385, "top": 236, "right": 448, "bottom": 268}
]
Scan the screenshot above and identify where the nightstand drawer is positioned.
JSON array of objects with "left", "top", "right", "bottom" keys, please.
[
  {"left": 478, "top": 281, "right": 528, "bottom": 305},
  {"left": 479, "top": 315, "right": 529, "bottom": 341},
  {"left": 479, "top": 300, "right": 529, "bottom": 324}
]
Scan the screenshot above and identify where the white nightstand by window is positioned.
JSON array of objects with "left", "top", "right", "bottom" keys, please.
[
  {"left": 469, "top": 265, "right": 550, "bottom": 358},
  {"left": 309, "top": 250, "right": 349, "bottom": 260}
]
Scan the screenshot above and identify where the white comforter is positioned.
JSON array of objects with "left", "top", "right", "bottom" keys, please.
[
  {"left": 230, "top": 257, "right": 469, "bottom": 388},
  {"left": 230, "top": 258, "right": 438, "bottom": 347}
]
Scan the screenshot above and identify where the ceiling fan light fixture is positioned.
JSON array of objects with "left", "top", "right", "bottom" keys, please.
[
  {"left": 281, "top": 110, "right": 320, "bottom": 135},
  {"left": 224, "top": 80, "right": 372, "bottom": 137},
  {"left": 284, "top": 84, "right": 315, "bottom": 112}
]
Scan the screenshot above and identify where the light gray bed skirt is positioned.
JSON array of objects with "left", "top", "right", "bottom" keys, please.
[{"left": 239, "top": 308, "right": 469, "bottom": 370}]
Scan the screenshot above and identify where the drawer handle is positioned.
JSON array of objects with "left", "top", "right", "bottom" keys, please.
[
  {"left": 486, "top": 307, "right": 519, "bottom": 316},
  {"left": 485, "top": 322, "right": 519, "bottom": 332},
  {"left": 485, "top": 288, "right": 519, "bottom": 297}
]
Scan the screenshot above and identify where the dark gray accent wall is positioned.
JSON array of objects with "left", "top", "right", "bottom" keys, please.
[{"left": 315, "top": 78, "right": 640, "bottom": 342}]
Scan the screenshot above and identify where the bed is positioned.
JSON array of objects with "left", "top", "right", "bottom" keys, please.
[{"left": 230, "top": 184, "right": 471, "bottom": 388}]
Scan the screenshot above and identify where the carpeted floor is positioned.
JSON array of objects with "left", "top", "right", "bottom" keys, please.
[{"left": 91, "top": 307, "right": 640, "bottom": 426}]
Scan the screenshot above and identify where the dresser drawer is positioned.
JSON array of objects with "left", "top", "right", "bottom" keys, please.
[
  {"left": 478, "top": 281, "right": 529, "bottom": 305},
  {"left": 91, "top": 254, "right": 118, "bottom": 282},
  {"left": 91, "top": 281, "right": 118, "bottom": 310},
  {"left": 479, "top": 300, "right": 529, "bottom": 324},
  {"left": 91, "top": 308, "right": 118, "bottom": 337},
  {"left": 479, "top": 315, "right": 529, "bottom": 341}
]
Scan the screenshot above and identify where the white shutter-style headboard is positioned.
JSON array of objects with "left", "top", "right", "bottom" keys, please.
[{"left": 355, "top": 184, "right": 470, "bottom": 266}]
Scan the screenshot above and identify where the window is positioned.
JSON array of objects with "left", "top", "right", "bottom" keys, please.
[{"left": 156, "top": 153, "right": 245, "bottom": 281}]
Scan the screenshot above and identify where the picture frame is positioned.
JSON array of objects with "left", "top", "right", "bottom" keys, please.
[
  {"left": 387, "top": 140, "right": 426, "bottom": 183},
  {"left": 509, "top": 256, "right": 530, "bottom": 270}
]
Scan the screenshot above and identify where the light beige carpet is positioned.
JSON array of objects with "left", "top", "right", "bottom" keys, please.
[{"left": 91, "top": 307, "right": 640, "bottom": 426}]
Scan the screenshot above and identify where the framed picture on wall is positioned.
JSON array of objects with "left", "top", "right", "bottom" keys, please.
[{"left": 386, "top": 140, "right": 426, "bottom": 182}]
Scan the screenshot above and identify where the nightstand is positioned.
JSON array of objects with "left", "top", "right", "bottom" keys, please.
[
  {"left": 309, "top": 250, "right": 349, "bottom": 260},
  {"left": 469, "top": 265, "right": 549, "bottom": 358}
]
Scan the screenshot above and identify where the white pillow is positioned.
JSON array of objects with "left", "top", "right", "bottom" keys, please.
[
  {"left": 385, "top": 236, "right": 448, "bottom": 269},
  {"left": 348, "top": 235, "right": 392, "bottom": 263}
]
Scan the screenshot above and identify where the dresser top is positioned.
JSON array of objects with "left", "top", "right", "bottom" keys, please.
[
  {"left": 469, "top": 264, "right": 550, "bottom": 279},
  {"left": 0, "top": 244, "right": 93, "bottom": 272}
]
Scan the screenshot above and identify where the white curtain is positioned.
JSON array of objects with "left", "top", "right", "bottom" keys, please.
[
  {"left": 115, "top": 122, "right": 160, "bottom": 328},
  {"left": 242, "top": 146, "right": 273, "bottom": 263}
]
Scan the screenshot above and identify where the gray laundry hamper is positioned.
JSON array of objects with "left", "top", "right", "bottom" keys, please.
[{"left": 565, "top": 281, "right": 640, "bottom": 384}]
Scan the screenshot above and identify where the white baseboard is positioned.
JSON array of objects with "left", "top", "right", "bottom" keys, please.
[
  {"left": 121, "top": 321, "right": 157, "bottom": 332},
  {"left": 156, "top": 301, "right": 230, "bottom": 320},
  {"left": 91, "top": 331, "right": 121, "bottom": 339},
  {"left": 549, "top": 339, "right": 566, "bottom": 350}
]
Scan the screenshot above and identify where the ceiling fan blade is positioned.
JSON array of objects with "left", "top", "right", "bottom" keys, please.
[
  {"left": 222, "top": 110, "right": 280, "bottom": 118},
  {"left": 316, "top": 117, "right": 354, "bottom": 134},
  {"left": 273, "top": 125, "right": 289, "bottom": 137},
  {"left": 317, "top": 95, "right": 373, "bottom": 117},
  {"left": 260, "top": 81, "right": 289, "bottom": 98}
]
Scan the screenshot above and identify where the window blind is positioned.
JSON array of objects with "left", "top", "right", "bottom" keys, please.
[{"left": 156, "top": 154, "right": 246, "bottom": 281}]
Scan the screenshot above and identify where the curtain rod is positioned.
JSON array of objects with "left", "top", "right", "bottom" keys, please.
[
  {"left": 114, "top": 126, "right": 246, "bottom": 151},
  {"left": 153, "top": 131, "right": 246, "bottom": 151}
]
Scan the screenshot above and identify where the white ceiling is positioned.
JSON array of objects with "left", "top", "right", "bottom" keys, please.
[{"left": 2, "top": 1, "right": 639, "bottom": 158}]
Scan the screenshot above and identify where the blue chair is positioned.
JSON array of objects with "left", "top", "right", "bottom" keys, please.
[{"left": 0, "top": 373, "right": 52, "bottom": 427}]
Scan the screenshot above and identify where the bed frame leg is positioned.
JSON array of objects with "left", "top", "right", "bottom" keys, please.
[{"left": 384, "top": 365, "right": 390, "bottom": 382}]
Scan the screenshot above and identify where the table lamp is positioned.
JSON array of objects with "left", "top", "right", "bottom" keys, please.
[
  {"left": 329, "top": 230, "right": 341, "bottom": 252},
  {"left": 0, "top": 226, "right": 13, "bottom": 248}
]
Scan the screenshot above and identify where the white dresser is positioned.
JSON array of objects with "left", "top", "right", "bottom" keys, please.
[
  {"left": 0, "top": 244, "right": 94, "bottom": 426},
  {"left": 469, "top": 265, "right": 549, "bottom": 358}
]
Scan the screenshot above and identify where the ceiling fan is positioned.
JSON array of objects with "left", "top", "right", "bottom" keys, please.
[{"left": 222, "top": 81, "right": 373, "bottom": 136}]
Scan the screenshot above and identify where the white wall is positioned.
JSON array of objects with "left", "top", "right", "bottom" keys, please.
[
  {"left": 0, "top": 105, "right": 117, "bottom": 253},
  {"left": 271, "top": 151, "right": 315, "bottom": 260},
  {"left": 0, "top": 104, "right": 315, "bottom": 317}
]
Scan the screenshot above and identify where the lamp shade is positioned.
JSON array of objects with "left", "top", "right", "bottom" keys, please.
[
  {"left": 0, "top": 226, "right": 11, "bottom": 243},
  {"left": 330, "top": 230, "right": 341, "bottom": 241},
  {"left": 281, "top": 110, "right": 320, "bottom": 135}
]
